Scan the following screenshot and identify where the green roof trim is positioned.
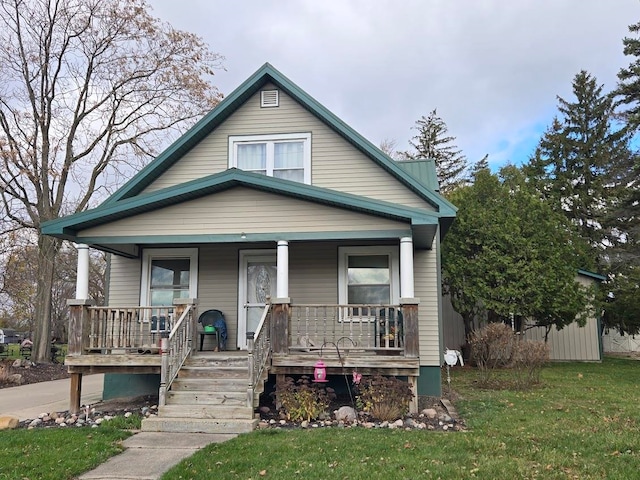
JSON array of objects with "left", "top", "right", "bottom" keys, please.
[
  {"left": 76, "top": 229, "right": 414, "bottom": 247},
  {"left": 42, "top": 169, "right": 442, "bottom": 247},
  {"left": 578, "top": 269, "right": 607, "bottom": 282},
  {"left": 101, "top": 63, "right": 456, "bottom": 217},
  {"left": 395, "top": 159, "right": 440, "bottom": 192}
]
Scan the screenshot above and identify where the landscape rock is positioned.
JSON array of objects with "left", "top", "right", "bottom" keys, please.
[
  {"left": 422, "top": 408, "right": 438, "bottom": 419},
  {"left": 7, "top": 373, "right": 23, "bottom": 385},
  {"left": 334, "top": 406, "right": 357, "bottom": 423},
  {"left": 0, "top": 415, "right": 19, "bottom": 430}
]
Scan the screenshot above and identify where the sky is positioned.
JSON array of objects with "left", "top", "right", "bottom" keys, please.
[{"left": 149, "top": 0, "right": 639, "bottom": 170}]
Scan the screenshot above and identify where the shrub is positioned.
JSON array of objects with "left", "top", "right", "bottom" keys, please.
[
  {"left": 469, "top": 322, "right": 515, "bottom": 384},
  {"left": 511, "top": 338, "right": 550, "bottom": 389},
  {"left": 275, "top": 376, "right": 336, "bottom": 422},
  {"left": 356, "top": 375, "right": 413, "bottom": 422}
]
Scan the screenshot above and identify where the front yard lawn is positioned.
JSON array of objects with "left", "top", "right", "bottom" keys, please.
[
  {"left": 163, "top": 357, "right": 639, "bottom": 480},
  {"left": 0, "top": 357, "right": 637, "bottom": 479}
]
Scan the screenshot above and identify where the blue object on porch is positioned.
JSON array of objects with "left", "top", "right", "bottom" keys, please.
[
  {"left": 150, "top": 315, "right": 167, "bottom": 331},
  {"left": 198, "top": 309, "right": 227, "bottom": 351}
]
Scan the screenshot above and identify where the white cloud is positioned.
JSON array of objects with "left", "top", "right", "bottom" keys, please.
[{"left": 149, "top": 0, "right": 638, "bottom": 168}]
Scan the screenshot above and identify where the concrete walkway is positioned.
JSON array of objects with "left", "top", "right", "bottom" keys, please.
[
  {"left": 0, "top": 373, "right": 104, "bottom": 421},
  {"left": 78, "top": 432, "right": 238, "bottom": 480},
  {"left": 0, "top": 374, "right": 236, "bottom": 479}
]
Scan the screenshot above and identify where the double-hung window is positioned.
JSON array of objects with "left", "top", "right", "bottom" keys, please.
[
  {"left": 229, "top": 133, "right": 311, "bottom": 184},
  {"left": 140, "top": 248, "right": 198, "bottom": 331},
  {"left": 338, "top": 246, "right": 399, "bottom": 320}
]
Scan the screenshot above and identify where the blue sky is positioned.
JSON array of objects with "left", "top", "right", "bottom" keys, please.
[{"left": 149, "top": 0, "right": 639, "bottom": 170}]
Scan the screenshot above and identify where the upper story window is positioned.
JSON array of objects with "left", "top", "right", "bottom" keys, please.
[{"left": 229, "top": 133, "right": 311, "bottom": 184}]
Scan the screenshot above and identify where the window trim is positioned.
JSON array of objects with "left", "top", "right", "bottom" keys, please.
[
  {"left": 140, "top": 248, "right": 199, "bottom": 307},
  {"left": 228, "top": 133, "right": 312, "bottom": 184},
  {"left": 338, "top": 246, "right": 400, "bottom": 321}
]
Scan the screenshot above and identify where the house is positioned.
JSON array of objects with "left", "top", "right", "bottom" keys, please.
[
  {"left": 442, "top": 269, "right": 606, "bottom": 362},
  {"left": 42, "top": 63, "right": 456, "bottom": 433}
]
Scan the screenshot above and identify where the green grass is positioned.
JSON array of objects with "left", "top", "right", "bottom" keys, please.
[
  {"left": 0, "top": 342, "right": 67, "bottom": 362},
  {"left": 162, "top": 357, "right": 640, "bottom": 480},
  {"left": 0, "top": 426, "right": 134, "bottom": 480},
  {"left": 0, "top": 358, "right": 637, "bottom": 479}
]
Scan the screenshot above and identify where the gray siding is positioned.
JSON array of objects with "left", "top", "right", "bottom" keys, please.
[
  {"left": 107, "top": 255, "right": 141, "bottom": 306},
  {"left": 522, "top": 318, "right": 600, "bottom": 361},
  {"left": 79, "top": 187, "right": 410, "bottom": 239},
  {"left": 441, "top": 274, "right": 602, "bottom": 362},
  {"left": 104, "top": 241, "right": 441, "bottom": 359},
  {"left": 414, "top": 247, "right": 441, "bottom": 366},
  {"left": 142, "top": 85, "right": 433, "bottom": 211},
  {"left": 198, "top": 244, "right": 241, "bottom": 349}
]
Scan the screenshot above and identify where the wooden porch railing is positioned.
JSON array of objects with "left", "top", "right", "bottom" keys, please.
[
  {"left": 288, "top": 304, "right": 405, "bottom": 353},
  {"left": 86, "top": 305, "right": 177, "bottom": 352},
  {"left": 247, "top": 304, "right": 272, "bottom": 408},
  {"left": 159, "top": 303, "right": 196, "bottom": 406}
]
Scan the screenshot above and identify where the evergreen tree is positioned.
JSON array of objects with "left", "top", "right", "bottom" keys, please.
[
  {"left": 616, "top": 21, "right": 640, "bottom": 130},
  {"left": 442, "top": 167, "right": 592, "bottom": 340},
  {"left": 524, "top": 71, "right": 630, "bottom": 256},
  {"left": 399, "top": 110, "right": 469, "bottom": 195}
]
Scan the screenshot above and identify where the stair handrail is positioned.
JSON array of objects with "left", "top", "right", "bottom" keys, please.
[
  {"left": 247, "top": 303, "right": 272, "bottom": 408},
  {"left": 159, "top": 303, "right": 195, "bottom": 406}
]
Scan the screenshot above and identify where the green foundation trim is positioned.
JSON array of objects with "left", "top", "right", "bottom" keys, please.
[
  {"left": 103, "top": 373, "right": 160, "bottom": 400},
  {"left": 417, "top": 366, "right": 442, "bottom": 397}
]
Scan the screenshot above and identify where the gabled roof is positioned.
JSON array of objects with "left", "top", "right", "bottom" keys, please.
[
  {"left": 102, "top": 63, "right": 456, "bottom": 218},
  {"left": 42, "top": 169, "right": 449, "bottom": 249},
  {"left": 578, "top": 269, "right": 607, "bottom": 282},
  {"left": 395, "top": 159, "right": 440, "bottom": 192}
]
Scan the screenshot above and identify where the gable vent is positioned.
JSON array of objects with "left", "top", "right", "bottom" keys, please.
[{"left": 261, "top": 89, "right": 279, "bottom": 107}]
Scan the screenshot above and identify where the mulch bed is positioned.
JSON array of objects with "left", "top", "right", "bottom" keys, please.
[{"left": 0, "top": 359, "right": 70, "bottom": 389}]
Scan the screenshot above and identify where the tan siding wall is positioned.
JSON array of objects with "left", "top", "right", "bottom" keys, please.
[
  {"left": 441, "top": 274, "right": 602, "bottom": 361},
  {"left": 105, "top": 240, "right": 441, "bottom": 361},
  {"left": 442, "top": 294, "right": 466, "bottom": 350},
  {"left": 289, "top": 243, "right": 337, "bottom": 304},
  {"left": 142, "top": 85, "right": 433, "bottom": 211},
  {"left": 195, "top": 243, "right": 338, "bottom": 350},
  {"left": 414, "top": 246, "right": 440, "bottom": 366},
  {"left": 107, "top": 255, "right": 141, "bottom": 306},
  {"left": 522, "top": 318, "right": 600, "bottom": 361},
  {"left": 79, "top": 187, "right": 409, "bottom": 238},
  {"left": 198, "top": 244, "right": 241, "bottom": 349}
]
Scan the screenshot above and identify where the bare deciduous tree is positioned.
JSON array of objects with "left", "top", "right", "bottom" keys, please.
[{"left": 0, "top": 0, "right": 224, "bottom": 361}]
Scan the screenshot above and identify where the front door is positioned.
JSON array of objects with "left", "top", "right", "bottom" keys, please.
[{"left": 238, "top": 250, "right": 277, "bottom": 350}]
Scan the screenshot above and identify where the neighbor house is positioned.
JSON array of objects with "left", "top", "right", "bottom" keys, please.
[{"left": 42, "top": 64, "right": 456, "bottom": 433}]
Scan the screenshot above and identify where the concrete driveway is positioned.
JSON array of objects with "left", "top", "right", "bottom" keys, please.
[{"left": 0, "top": 373, "right": 103, "bottom": 420}]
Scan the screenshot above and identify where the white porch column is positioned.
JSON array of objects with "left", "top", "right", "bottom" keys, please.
[
  {"left": 400, "top": 237, "right": 414, "bottom": 299},
  {"left": 276, "top": 240, "right": 289, "bottom": 299},
  {"left": 75, "top": 243, "right": 90, "bottom": 300}
]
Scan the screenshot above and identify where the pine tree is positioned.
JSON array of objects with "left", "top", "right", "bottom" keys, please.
[
  {"left": 523, "top": 71, "right": 630, "bottom": 256},
  {"left": 399, "top": 110, "right": 469, "bottom": 195},
  {"left": 616, "top": 21, "right": 640, "bottom": 130}
]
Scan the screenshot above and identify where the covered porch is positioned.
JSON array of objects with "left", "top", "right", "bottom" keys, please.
[{"left": 65, "top": 298, "right": 420, "bottom": 412}]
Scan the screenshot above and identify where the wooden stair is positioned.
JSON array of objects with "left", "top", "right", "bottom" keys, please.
[{"left": 142, "top": 352, "right": 264, "bottom": 434}]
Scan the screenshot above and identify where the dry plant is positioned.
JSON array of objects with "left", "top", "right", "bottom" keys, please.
[
  {"left": 356, "top": 375, "right": 414, "bottom": 422},
  {"left": 469, "top": 322, "right": 515, "bottom": 384},
  {"left": 0, "top": 362, "right": 10, "bottom": 383},
  {"left": 511, "top": 339, "right": 550, "bottom": 388}
]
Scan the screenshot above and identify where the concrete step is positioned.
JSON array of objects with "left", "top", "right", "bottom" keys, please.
[
  {"left": 141, "top": 416, "right": 258, "bottom": 434},
  {"left": 167, "top": 390, "right": 246, "bottom": 406},
  {"left": 158, "top": 404, "right": 254, "bottom": 419},
  {"left": 177, "top": 366, "right": 248, "bottom": 379},
  {"left": 172, "top": 376, "right": 247, "bottom": 390}
]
